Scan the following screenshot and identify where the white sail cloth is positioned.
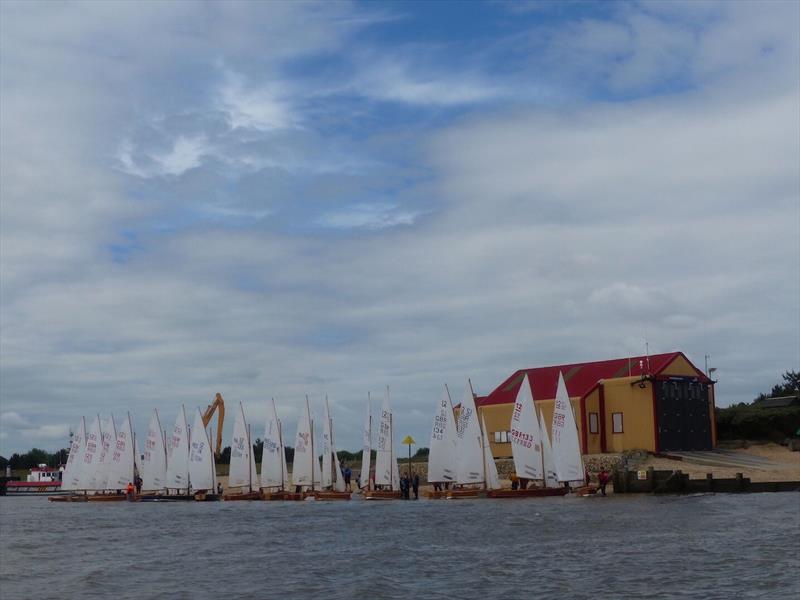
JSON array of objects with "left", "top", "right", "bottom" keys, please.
[
  {"left": 292, "top": 398, "right": 315, "bottom": 488},
  {"left": 427, "top": 386, "right": 458, "bottom": 483},
  {"left": 229, "top": 402, "right": 257, "bottom": 490},
  {"left": 481, "top": 414, "right": 500, "bottom": 490},
  {"left": 109, "top": 413, "right": 135, "bottom": 489},
  {"left": 455, "top": 383, "right": 484, "bottom": 485},
  {"left": 165, "top": 406, "right": 190, "bottom": 490},
  {"left": 261, "top": 399, "right": 288, "bottom": 489},
  {"left": 374, "top": 389, "right": 398, "bottom": 488},
  {"left": 77, "top": 415, "right": 102, "bottom": 490},
  {"left": 61, "top": 418, "right": 86, "bottom": 491},
  {"left": 359, "top": 395, "right": 371, "bottom": 489},
  {"left": 188, "top": 407, "right": 216, "bottom": 491},
  {"left": 510, "top": 374, "right": 544, "bottom": 480},
  {"left": 551, "top": 372, "right": 585, "bottom": 483},
  {"left": 141, "top": 409, "right": 167, "bottom": 491}
]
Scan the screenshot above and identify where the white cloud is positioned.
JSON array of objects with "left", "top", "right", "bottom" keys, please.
[
  {"left": 0, "top": 412, "right": 29, "bottom": 428},
  {"left": 217, "top": 71, "right": 296, "bottom": 131},
  {"left": 317, "top": 203, "right": 421, "bottom": 230},
  {"left": 20, "top": 424, "right": 70, "bottom": 441}
]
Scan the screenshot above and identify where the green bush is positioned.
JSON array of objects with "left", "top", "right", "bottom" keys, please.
[{"left": 716, "top": 404, "right": 800, "bottom": 441}]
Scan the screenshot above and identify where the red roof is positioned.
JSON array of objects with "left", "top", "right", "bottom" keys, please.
[{"left": 477, "top": 351, "right": 709, "bottom": 407}]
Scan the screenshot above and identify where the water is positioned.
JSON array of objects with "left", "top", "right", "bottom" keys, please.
[{"left": 1, "top": 493, "right": 798, "bottom": 600}]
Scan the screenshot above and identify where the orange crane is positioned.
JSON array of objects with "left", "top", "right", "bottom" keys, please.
[{"left": 202, "top": 393, "right": 225, "bottom": 458}]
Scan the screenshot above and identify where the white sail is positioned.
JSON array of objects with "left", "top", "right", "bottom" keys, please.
[
  {"left": 141, "top": 409, "right": 167, "bottom": 491},
  {"left": 321, "top": 397, "right": 333, "bottom": 489},
  {"left": 359, "top": 394, "right": 372, "bottom": 489},
  {"left": 510, "top": 374, "right": 544, "bottom": 480},
  {"left": 95, "top": 415, "right": 117, "bottom": 490},
  {"left": 61, "top": 418, "right": 86, "bottom": 491},
  {"left": 455, "top": 382, "right": 484, "bottom": 485},
  {"left": 481, "top": 413, "right": 501, "bottom": 490},
  {"left": 551, "top": 372, "right": 585, "bottom": 483},
  {"left": 540, "top": 422, "right": 559, "bottom": 488},
  {"left": 374, "top": 388, "right": 397, "bottom": 488},
  {"left": 261, "top": 399, "right": 287, "bottom": 489},
  {"left": 291, "top": 398, "right": 314, "bottom": 487},
  {"left": 427, "top": 385, "right": 458, "bottom": 483},
  {"left": 77, "top": 415, "right": 102, "bottom": 490},
  {"left": 229, "top": 402, "right": 256, "bottom": 490},
  {"left": 188, "top": 407, "right": 216, "bottom": 490},
  {"left": 331, "top": 436, "right": 345, "bottom": 492},
  {"left": 110, "top": 412, "right": 135, "bottom": 489},
  {"left": 165, "top": 405, "right": 190, "bottom": 490}
]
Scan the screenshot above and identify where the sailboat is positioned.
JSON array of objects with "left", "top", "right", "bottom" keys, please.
[
  {"left": 487, "top": 374, "right": 567, "bottom": 498},
  {"left": 89, "top": 415, "right": 116, "bottom": 494},
  {"left": 425, "top": 385, "right": 458, "bottom": 498},
  {"left": 314, "top": 396, "right": 351, "bottom": 500},
  {"left": 49, "top": 417, "right": 89, "bottom": 502},
  {"left": 259, "top": 398, "right": 295, "bottom": 500},
  {"left": 447, "top": 380, "right": 500, "bottom": 499},
  {"left": 364, "top": 387, "right": 402, "bottom": 500},
  {"left": 224, "top": 401, "right": 260, "bottom": 500},
  {"left": 162, "top": 405, "right": 194, "bottom": 500},
  {"left": 358, "top": 393, "right": 372, "bottom": 493},
  {"left": 87, "top": 413, "right": 137, "bottom": 502},
  {"left": 551, "top": 371, "right": 591, "bottom": 494},
  {"left": 139, "top": 409, "right": 168, "bottom": 500},
  {"left": 291, "top": 396, "right": 319, "bottom": 499},
  {"left": 188, "top": 407, "right": 220, "bottom": 501}
]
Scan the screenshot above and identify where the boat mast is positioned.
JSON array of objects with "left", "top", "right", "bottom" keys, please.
[
  {"left": 306, "top": 395, "right": 314, "bottom": 492},
  {"left": 387, "top": 386, "right": 394, "bottom": 491},
  {"left": 468, "top": 378, "right": 487, "bottom": 490},
  {"left": 278, "top": 415, "right": 285, "bottom": 492},
  {"left": 367, "top": 391, "right": 372, "bottom": 491},
  {"left": 247, "top": 422, "right": 252, "bottom": 493}
]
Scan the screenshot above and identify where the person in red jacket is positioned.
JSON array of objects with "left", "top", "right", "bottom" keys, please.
[{"left": 597, "top": 470, "right": 610, "bottom": 496}]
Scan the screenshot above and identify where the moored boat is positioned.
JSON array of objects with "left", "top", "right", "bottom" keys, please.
[
  {"left": 364, "top": 388, "right": 401, "bottom": 500},
  {"left": 223, "top": 401, "right": 259, "bottom": 501},
  {"left": 8, "top": 465, "right": 66, "bottom": 496}
]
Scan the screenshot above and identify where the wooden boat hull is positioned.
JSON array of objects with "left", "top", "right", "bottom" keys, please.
[
  {"left": 261, "top": 490, "right": 303, "bottom": 501},
  {"left": 194, "top": 493, "right": 221, "bottom": 502},
  {"left": 424, "top": 490, "right": 448, "bottom": 499},
  {"left": 49, "top": 494, "right": 89, "bottom": 502},
  {"left": 486, "top": 487, "right": 570, "bottom": 499},
  {"left": 86, "top": 494, "right": 129, "bottom": 502},
  {"left": 140, "top": 494, "right": 195, "bottom": 502},
  {"left": 573, "top": 485, "right": 598, "bottom": 497},
  {"left": 223, "top": 491, "right": 262, "bottom": 501},
  {"left": 312, "top": 491, "right": 351, "bottom": 501},
  {"left": 445, "top": 488, "right": 485, "bottom": 499},
  {"left": 363, "top": 489, "right": 402, "bottom": 500}
]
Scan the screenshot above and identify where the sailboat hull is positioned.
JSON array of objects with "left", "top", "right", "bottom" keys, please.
[
  {"left": 261, "top": 490, "right": 303, "bottom": 501},
  {"left": 486, "top": 487, "right": 569, "bottom": 499},
  {"left": 140, "top": 494, "right": 194, "bottom": 502},
  {"left": 86, "top": 494, "right": 129, "bottom": 502},
  {"left": 364, "top": 489, "right": 402, "bottom": 500},
  {"left": 312, "top": 491, "right": 351, "bottom": 501},
  {"left": 424, "top": 490, "right": 448, "bottom": 499},
  {"left": 48, "top": 494, "right": 89, "bottom": 502},
  {"left": 223, "top": 490, "right": 262, "bottom": 501},
  {"left": 445, "top": 488, "right": 485, "bottom": 499}
]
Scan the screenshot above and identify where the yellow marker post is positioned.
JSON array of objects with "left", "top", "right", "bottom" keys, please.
[{"left": 402, "top": 435, "right": 415, "bottom": 479}]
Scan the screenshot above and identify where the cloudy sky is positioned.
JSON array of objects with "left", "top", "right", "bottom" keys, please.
[{"left": 1, "top": 0, "right": 798, "bottom": 455}]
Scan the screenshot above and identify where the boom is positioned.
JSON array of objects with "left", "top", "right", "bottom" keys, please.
[{"left": 202, "top": 393, "right": 225, "bottom": 458}]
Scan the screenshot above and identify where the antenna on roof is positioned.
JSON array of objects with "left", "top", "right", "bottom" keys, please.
[{"left": 644, "top": 333, "right": 651, "bottom": 375}]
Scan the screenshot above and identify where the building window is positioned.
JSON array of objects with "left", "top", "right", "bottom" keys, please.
[
  {"left": 589, "top": 412, "right": 599, "bottom": 434},
  {"left": 494, "top": 431, "right": 502, "bottom": 443},
  {"left": 494, "top": 431, "right": 509, "bottom": 443},
  {"left": 612, "top": 412, "right": 624, "bottom": 434}
]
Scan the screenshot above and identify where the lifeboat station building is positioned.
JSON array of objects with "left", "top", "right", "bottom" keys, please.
[{"left": 477, "top": 352, "right": 716, "bottom": 457}]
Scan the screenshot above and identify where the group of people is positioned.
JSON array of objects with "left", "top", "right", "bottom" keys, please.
[{"left": 399, "top": 472, "right": 420, "bottom": 500}]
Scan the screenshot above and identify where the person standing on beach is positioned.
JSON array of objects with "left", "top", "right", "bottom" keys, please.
[
  {"left": 125, "top": 481, "right": 135, "bottom": 500},
  {"left": 412, "top": 472, "right": 420, "bottom": 500},
  {"left": 344, "top": 466, "right": 352, "bottom": 491},
  {"left": 598, "top": 469, "right": 610, "bottom": 496}
]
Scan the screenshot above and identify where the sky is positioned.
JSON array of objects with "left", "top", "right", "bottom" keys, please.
[{"left": 1, "top": 0, "right": 798, "bottom": 456}]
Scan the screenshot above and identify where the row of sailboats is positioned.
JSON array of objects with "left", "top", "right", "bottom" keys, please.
[{"left": 425, "top": 372, "right": 585, "bottom": 499}]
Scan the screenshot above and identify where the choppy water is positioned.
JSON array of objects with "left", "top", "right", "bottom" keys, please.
[{"left": 1, "top": 493, "right": 798, "bottom": 600}]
